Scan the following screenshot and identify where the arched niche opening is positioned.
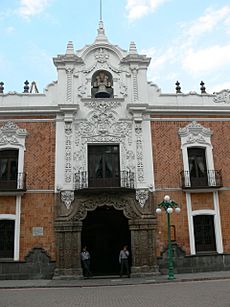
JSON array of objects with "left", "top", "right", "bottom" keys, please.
[{"left": 91, "top": 70, "right": 114, "bottom": 98}]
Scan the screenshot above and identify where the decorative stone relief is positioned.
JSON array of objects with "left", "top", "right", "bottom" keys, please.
[
  {"left": 73, "top": 194, "right": 140, "bottom": 220},
  {"left": 131, "top": 66, "right": 138, "bottom": 102},
  {"left": 95, "top": 48, "right": 109, "bottom": 63},
  {"left": 136, "top": 189, "right": 149, "bottom": 208},
  {"left": 119, "top": 81, "right": 128, "bottom": 96},
  {"left": 61, "top": 191, "right": 74, "bottom": 210},
  {"left": 213, "top": 90, "right": 230, "bottom": 104},
  {"left": 135, "top": 122, "right": 144, "bottom": 183},
  {"left": 64, "top": 122, "right": 73, "bottom": 184},
  {"left": 65, "top": 67, "right": 74, "bottom": 102},
  {"left": 0, "top": 121, "right": 27, "bottom": 146},
  {"left": 178, "top": 121, "right": 212, "bottom": 146},
  {"left": 73, "top": 100, "right": 134, "bottom": 178}
]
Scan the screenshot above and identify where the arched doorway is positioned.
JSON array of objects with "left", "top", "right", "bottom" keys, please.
[{"left": 81, "top": 206, "right": 131, "bottom": 276}]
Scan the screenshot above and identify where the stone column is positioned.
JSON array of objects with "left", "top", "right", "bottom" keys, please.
[
  {"left": 54, "top": 220, "right": 82, "bottom": 278},
  {"left": 129, "top": 218, "right": 159, "bottom": 276}
]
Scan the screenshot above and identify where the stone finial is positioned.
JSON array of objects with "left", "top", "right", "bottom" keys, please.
[
  {"left": 200, "top": 81, "right": 206, "bottom": 94},
  {"left": 66, "top": 41, "right": 74, "bottom": 55},
  {"left": 0, "top": 82, "right": 4, "bottom": 93},
  {"left": 95, "top": 20, "right": 108, "bottom": 42},
  {"left": 175, "top": 81, "right": 182, "bottom": 93},
  {"left": 129, "top": 41, "right": 137, "bottom": 54},
  {"left": 23, "top": 80, "right": 29, "bottom": 93}
]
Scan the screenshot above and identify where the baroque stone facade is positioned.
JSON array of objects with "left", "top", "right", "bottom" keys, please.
[{"left": 0, "top": 19, "right": 230, "bottom": 279}]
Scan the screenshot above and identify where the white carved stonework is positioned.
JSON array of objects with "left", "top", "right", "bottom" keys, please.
[
  {"left": 0, "top": 121, "right": 27, "bottom": 146},
  {"left": 84, "top": 100, "right": 121, "bottom": 110},
  {"left": 95, "top": 48, "right": 109, "bottom": 63},
  {"left": 73, "top": 100, "right": 134, "bottom": 177},
  {"left": 66, "top": 67, "right": 74, "bottom": 102},
  {"left": 136, "top": 189, "right": 149, "bottom": 208},
  {"left": 178, "top": 121, "right": 212, "bottom": 146},
  {"left": 135, "top": 122, "right": 144, "bottom": 182},
  {"left": 213, "top": 90, "right": 230, "bottom": 104},
  {"left": 64, "top": 122, "right": 73, "bottom": 184},
  {"left": 119, "top": 81, "right": 128, "bottom": 96},
  {"left": 61, "top": 190, "right": 74, "bottom": 209},
  {"left": 131, "top": 66, "right": 138, "bottom": 102}
]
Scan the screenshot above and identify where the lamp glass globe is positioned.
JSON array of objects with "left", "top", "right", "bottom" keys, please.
[
  {"left": 164, "top": 195, "right": 171, "bottom": 202},
  {"left": 175, "top": 207, "right": 181, "bottom": 214},
  {"left": 156, "top": 208, "right": 162, "bottom": 215}
]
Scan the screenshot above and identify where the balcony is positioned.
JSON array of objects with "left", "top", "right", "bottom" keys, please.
[
  {"left": 0, "top": 173, "right": 27, "bottom": 192},
  {"left": 74, "top": 170, "right": 135, "bottom": 191},
  {"left": 181, "top": 170, "right": 223, "bottom": 190}
]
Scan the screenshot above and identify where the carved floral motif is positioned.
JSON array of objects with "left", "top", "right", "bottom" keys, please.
[
  {"left": 61, "top": 191, "right": 74, "bottom": 210},
  {"left": 136, "top": 189, "right": 149, "bottom": 208},
  {"left": 73, "top": 100, "right": 134, "bottom": 176},
  {"left": 0, "top": 121, "right": 27, "bottom": 146},
  {"left": 95, "top": 48, "right": 109, "bottom": 63},
  {"left": 135, "top": 122, "right": 144, "bottom": 182},
  {"left": 64, "top": 122, "right": 73, "bottom": 183},
  {"left": 178, "top": 121, "right": 212, "bottom": 145},
  {"left": 73, "top": 194, "right": 140, "bottom": 220},
  {"left": 213, "top": 90, "right": 230, "bottom": 104}
]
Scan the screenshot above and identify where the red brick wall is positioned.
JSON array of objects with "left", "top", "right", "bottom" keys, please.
[
  {"left": 21, "top": 121, "right": 55, "bottom": 190},
  {"left": 152, "top": 119, "right": 230, "bottom": 255},
  {"left": 0, "top": 197, "right": 16, "bottom": 214},
  {"left": 0, "top": 117, "right": 56, "bottom": 260},
  {"left": 20, "top": 193, "right": 56, "bottom": 260},
  {"left": 191, "top": 193, "right": 214, "bottom": 211}
]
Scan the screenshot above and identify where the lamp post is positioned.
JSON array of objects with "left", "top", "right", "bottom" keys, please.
[{"left": 156, "top": 195, "right": 181, "bottom": 280}]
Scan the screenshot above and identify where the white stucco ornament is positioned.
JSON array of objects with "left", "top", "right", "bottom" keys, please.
[
  {"left": 136, "top": 189, "right": 149, "bottom": 208},
  {"left": 61, "top": 191, "right": 74, "bottom": 209}
]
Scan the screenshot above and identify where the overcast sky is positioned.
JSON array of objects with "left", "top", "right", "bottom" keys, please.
[{"left": 0, "top": 0, "right": 230, "bottom": 94}]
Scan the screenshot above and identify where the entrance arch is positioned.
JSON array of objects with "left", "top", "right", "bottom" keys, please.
[{"left": 81, "top": 206, "right": 131, "bottom": 276}]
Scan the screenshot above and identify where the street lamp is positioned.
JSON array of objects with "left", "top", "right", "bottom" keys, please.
[{"left": 156, "top": 195, "right": 181, "bottom": 280}]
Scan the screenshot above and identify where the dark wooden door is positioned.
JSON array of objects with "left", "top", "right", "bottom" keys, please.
[
  {"left": 0, "top": 220, "right": 14, "bottom": 258},
  {"left": 194, "top": 215, "right": 216, "bottom": 252}
]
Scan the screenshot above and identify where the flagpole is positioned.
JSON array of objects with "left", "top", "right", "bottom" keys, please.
[{"left": 100, "top": 0, "right": 102, "bottom": 21}]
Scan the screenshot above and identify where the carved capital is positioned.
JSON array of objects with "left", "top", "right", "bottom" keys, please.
[
  {"left": 136, "top": 189, "right": 149, "bottom": 208},
  {"left": 61, "top": 191, "right": 74, "bottom": 209}
]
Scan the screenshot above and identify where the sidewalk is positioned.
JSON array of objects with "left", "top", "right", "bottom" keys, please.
[{"left": 0, "top": 270, "right": 230, "bottom": 289}]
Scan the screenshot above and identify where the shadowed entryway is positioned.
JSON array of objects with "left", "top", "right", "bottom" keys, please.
[{"left": 81, "top": 206, "right": 131, "bottom": 276}]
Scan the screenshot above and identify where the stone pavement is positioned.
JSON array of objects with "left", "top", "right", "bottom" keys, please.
[{"left": 0, "top": 270, "right": 230, "bottom": 289}]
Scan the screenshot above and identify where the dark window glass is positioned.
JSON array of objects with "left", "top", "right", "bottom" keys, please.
[
  {"left": 88, "top": 145, "right": 120, "bottom": 187},
  {"left": 194, "top": 215, "right": 216, "bottom": 252},
  {"left": 188, "top": 147, "right": 208, "bottom": 187},
  {"left": 0, "top": 220, "right": 14, "bottom": 258},
  {"left": 0, "top": 150, "right": 18, "bottom": 189}
]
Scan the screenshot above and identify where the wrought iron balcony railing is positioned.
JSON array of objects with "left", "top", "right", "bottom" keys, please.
[
  {"left": 181, "top": 170, "right": 223, "bottom": 189},
  {"left": 74, "top": 170, "right": 135, "bottom": 190},
  {"left": 0, "top": 172, "right": 27, "bottom": 191}
]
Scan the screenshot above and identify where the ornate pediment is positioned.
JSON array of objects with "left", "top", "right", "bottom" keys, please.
[
  {"left": 213, "top": 89, "right": 230, "bottom": 104},
  {"left": 178, "top": 121, "right": 212, "bottom": 146},
  {"left": 0, "top": 121, "right": 28, "bottom": 146}
]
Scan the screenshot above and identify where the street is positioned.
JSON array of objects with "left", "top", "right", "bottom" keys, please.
[{"left": 0, "top": 279, "right": 230, "bottom": 307}]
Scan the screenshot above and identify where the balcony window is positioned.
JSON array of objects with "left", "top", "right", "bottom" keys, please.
[
  {"left": 0, "top": 150, "right": 18, "bottom": 190},
  {"left": 88, "top": 145, "right": 120, "bottom": 188},
  {"left": 188, "top": 147, "right": 208, "bottom": 187}
]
